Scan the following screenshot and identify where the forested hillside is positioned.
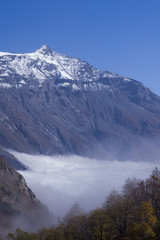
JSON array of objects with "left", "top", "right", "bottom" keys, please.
[{"left": 4, "top": 167, "right": 160, "bottom": 240}]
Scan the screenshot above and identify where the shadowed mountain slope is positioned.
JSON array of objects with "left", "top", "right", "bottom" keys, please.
[
  {"left": 0, "top": 156, "right": 52, "bottom": 234},
  {"left": 0, "top": 45, "right": 160, "bottom": 163}
]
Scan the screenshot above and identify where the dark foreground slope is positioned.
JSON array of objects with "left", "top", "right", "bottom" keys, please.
[
  {"left": 0, "top": 45, "right": 160, "bottom": 164},
  {"left": 0, "top": 156, "right": 52, "bottom": 235}
]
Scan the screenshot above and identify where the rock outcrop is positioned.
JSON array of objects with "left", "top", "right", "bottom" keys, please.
[{"left": 0, "top": 156, "right": 52, "bottom": 234}]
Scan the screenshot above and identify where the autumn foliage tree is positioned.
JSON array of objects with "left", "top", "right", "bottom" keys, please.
[{"left": 6, "top": 167, "right": 160, "bottom": 240}]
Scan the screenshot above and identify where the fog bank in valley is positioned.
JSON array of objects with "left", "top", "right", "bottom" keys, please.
[{"left": 10, "top": 151, "right": 159, "bottom": 218}]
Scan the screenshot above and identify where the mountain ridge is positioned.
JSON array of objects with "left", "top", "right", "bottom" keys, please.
[
  {"left": 0, "top": 45, "right": 125, "bottom": 87},
  {"left": 0, "top": 45, "right": 160, "bottom": 165}
]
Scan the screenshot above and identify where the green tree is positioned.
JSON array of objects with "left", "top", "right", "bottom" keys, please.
[
  {"left": 87, "top": 208, "right": 111, "bottom": 240},
  {"left": 103, "top": 190, "right": 133, "bottom": 239},
  {"left": 122, "top": 177, "right": 140, "bottom": 196},
  {"left": 7, "top": 228, "right": 38, "bottom": 240},
  {"left": 127, "top": 201, "right": 157, "bottom": 240}
]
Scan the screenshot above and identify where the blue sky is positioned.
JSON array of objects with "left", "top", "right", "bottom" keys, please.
[{"left": 0, "top": 0, "right": 160, "bottom": 95}]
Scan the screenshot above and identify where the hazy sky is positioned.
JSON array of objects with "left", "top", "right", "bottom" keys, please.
[{"left": 0, "top": 0, "right": 160, "bottom": 95}]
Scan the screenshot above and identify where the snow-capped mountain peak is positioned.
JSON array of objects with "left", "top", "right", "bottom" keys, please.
[
  {"left": 1, "top": 46, "right": 160, "bottom": 164},
  {"left": 0, "top": 45, "right": 130, "bottom": 90},
  {"left": 35, "top": 44, "right": 55, "bottom": 56},
  {"left": 0, "top": 45, "right": 105, "bottom": 88}
]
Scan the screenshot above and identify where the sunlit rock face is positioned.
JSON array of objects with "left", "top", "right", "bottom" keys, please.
[{"left": 1, "top": 45, "right": 160, "bottom": 163}]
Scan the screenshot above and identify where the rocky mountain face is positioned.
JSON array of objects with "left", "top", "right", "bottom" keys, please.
[
  {"left": 0, "top": 45, "right": 160, "bottom": 165},
  {"left": 0, "top": 156, "right": 52, "bottom": 235}
]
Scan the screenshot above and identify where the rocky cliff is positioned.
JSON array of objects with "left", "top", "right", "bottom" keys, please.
[
  {"left": 0, "top": 45, "right": 160, "bottom": 164},
  {"left": 0, "top": 156, "right": 52, "bottom": 234}
]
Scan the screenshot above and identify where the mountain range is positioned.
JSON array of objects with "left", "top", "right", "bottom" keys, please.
[{"left": 0, "top": 45, "right": 160, "bottom": 168}]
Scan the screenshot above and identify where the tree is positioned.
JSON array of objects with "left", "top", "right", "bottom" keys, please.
[
  {"left": 103, "top": 190, "right": 133, "bottom": 239},
  {"left": 7, "top": 228, "right": 38, "bottom": 240},
  {"left": 63, "top": 203, "right": 84, "bottom": 223},
  {"left": 122, "top": 177, "right": 140, "bottom": 196},
  {"left": 131, "top": 169, "right": 160, "bottom": 221},
  {"left": 60, "top": 203, "right": 88, "bottom": 240},
  {"left": 87, "top": 208, "right": 111, "bottom": 240},
  {"left": 127, "top": 201, "right": 157, "bottom": 240},
  {"left": 151, "top": 166, "right": 160, "bottom": 180}
]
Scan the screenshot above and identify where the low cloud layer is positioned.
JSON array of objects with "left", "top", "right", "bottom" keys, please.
[{"left": 10, "top": 151, "right": 159, "bottom": 218}]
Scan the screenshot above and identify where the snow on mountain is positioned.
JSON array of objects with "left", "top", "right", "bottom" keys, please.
[
  {"left": 0, "top": 45, "right": 122, "bottom": 89},
  {"left": 1, "top": 45, "right": 160, "bottom": 165}
]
